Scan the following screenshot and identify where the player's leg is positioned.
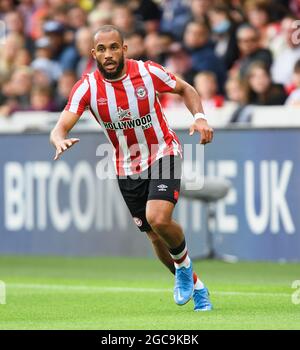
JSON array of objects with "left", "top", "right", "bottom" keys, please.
[
  {"left": 117, "top": 157, "right": 211, "bottom": 310},
  {"left": 146, "top": 200, "right": 185, "bottom": 248},
  {"left": 147, "top": 229, "right": 206, "bottom": 284},
  {"left": 145, "top": 155, "right": 184, "bottom": 248},
  {"left": 146, "top": 230, "right": 175, "bottom": 274},
  {"left": 117, "top": 174, "right": 177, "bottom": 273},
  {"left": 145, "top": 199, "right": 194, "bottom": 305},
  {"left": 146, "top": 229, "right": 212, "bottom": 311},
  {"left": 145, "top": 155, "right": 212, "bottom": 309},
  {"left": 118, "top": 171, "right": 192, "bottom": 305}
]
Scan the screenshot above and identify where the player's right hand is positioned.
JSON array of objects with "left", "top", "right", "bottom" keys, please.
[{"left": 53, "top": 138, "right": 80, "bottom": 160}]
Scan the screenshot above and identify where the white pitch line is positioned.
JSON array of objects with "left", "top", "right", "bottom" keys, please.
[
  {"left": 8, "top": 283, "right": 167, "bottom": 293},
  {"left": 7, "top": 283, "right": 291, "bottom": 297}
]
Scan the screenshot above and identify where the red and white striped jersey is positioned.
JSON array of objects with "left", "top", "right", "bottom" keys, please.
[{"left": 65, "top": 59, "right": 182, "bottom": 176}]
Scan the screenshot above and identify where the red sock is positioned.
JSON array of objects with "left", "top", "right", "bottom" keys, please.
[{"left": 193, "top": 272, "right": 198, "bottom": 285}]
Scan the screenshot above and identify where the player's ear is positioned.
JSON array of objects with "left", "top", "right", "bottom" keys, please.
[
  {"left": 123, "top": 44, "right": 128, "bottom": 54},
  {"left": 91, "top": 48, "right": 96, "bottom": 60}
]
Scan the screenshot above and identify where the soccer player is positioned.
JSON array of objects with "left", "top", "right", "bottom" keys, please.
[{"left": 50, "top": 25, "right": 213, "bottom": 311}]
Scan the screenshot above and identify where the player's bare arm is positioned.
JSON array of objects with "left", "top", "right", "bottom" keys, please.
[
  {"left": 50, "top": 110, "right": 81, "bottom": 160},
  {"left": 172, "top": 76, "right": 214, "bottom": 145}
]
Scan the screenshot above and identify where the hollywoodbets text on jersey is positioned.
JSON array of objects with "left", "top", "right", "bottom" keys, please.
[{"left": 103, "top": 114, "right": 153, "bottom": 130}]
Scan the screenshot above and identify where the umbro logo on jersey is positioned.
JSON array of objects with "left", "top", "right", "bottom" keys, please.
[
  {"left": 135, "top": 86, "right": 148, "bottom": 100},
  {"left": 157, "top": 184, "right": 168, "bottom": 191},
  {"left": 97, "top": 97, "right": 108, "bottom": 105}
]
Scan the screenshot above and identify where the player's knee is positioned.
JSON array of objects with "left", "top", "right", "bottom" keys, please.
[{"left": 146, "top": 212, "right": 171, "bottom": 233}]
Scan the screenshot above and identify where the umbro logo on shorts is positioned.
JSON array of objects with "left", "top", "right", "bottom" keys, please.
[{"left": 157, "top": 184, "right": 168, "bottom": 191}]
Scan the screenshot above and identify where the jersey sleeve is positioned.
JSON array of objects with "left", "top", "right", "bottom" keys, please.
[
  {"left": 145, "top": 61, "right": 177, "bottom": 93},
  {"left": 64, "top": 76, "right": 90, "bottom": 116}
]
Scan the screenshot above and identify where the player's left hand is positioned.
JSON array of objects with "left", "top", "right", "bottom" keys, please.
[{"left": 189, "top": 118, "right": 214, "bottom": 144}]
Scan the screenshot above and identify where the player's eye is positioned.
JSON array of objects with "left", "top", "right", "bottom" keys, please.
[{"left": 98, "top": 47, "right": 105, "bottom": 52}]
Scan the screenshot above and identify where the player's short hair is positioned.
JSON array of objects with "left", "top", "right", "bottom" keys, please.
[{"left": 93, "top": 25, "right": 124, "bottom": 45}]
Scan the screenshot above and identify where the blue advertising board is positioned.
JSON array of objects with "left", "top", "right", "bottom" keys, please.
[
  {"left": 0, "top": 128, "right": 299, "bottom": 261},
  {"left": 184, "top": 128, "right": 300, "bottom": 261}
]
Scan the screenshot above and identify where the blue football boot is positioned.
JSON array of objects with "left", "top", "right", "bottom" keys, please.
[
  {"left": 193, "top": 287, "right": 213, "bottom": 311},
  {"left": 173, "top": 263, "right": 194, "bottom": 305}
]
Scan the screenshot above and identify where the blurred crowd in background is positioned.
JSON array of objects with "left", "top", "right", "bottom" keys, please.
[{"left": 0, "top": 0, "right": 300, "bottom": 121}]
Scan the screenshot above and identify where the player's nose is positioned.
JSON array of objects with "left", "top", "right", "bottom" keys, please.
[{"left": 104, "top": 49, "right": 113, "bottom": 59}]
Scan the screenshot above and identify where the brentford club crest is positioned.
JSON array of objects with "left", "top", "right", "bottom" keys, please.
[
  {"left": 133, "top": 217, "right": 143, "bottom": 227},
  {"left": 135, "top": 86, "right": 148, "bottom": 100}
]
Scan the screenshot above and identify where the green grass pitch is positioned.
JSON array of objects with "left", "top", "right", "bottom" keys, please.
[{"left": 0, "top": 256, "right": 299, "bottom": 330}]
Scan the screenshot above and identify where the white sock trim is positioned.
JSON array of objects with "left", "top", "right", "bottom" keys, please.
[
  {"left": 169, "top": 246, "right": 187, "bottom": 260},
  {"left": 174, "top": 255, "right": 191, "bottom": 269},
  {"left": 194, "top": 278, "right": 205, "bottom": 290}
]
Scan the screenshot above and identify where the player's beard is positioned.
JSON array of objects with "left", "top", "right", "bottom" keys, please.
[{"left": 97, "top": 55, "right": 125, "bottom": 80}]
